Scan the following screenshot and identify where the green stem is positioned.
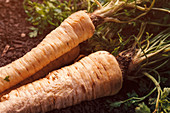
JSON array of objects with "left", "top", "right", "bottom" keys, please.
[
  {"left": 127, "top": 4, "right": 170, "bottom": 14},
  {"left": 110, "top": 87, "right": 157, "bottom": 106},
  {"left": 115, "top": 0, "right": 155, "bottom": 23},
  {"left": 164, "top": 46, "right": 170, "bottom": 52},
  {"left": 132, "top": 22, "right": 147, "bottom": 49},
  {"left": 147, "top": 22, "right": 170, "bottom": 27},
  {"left": 152, "top": 8, "right": 170, "bottom": 14},
  {"left": 142, "top": 57, "right": 168, "bottom": 67},
  {"left": 94, "top": 0, "right": 102, "bottom": 9},
  {"left": 93, "top": 0, "right": 147, "bottom": 17},
  {"left": 154, "top": 59, "right": 169, "bottom": 70},
  {"left": 142, "top": 72, "right": 162, "bottom": 113},
  {"left": 136, "top": 44, "right": 170, "bottom": 65}
]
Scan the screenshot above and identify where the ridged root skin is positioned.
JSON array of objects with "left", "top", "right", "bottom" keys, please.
[
  {"left": 0, "top": 51, "right": 122, "bottom": 113},
  {"left": 0, "top": 10, "right": 95, "bottom": 93},
  {"left": 0, "top": 46, "right": 80, "bottom": 98}
]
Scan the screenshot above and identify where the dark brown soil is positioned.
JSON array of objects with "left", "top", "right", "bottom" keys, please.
[
  {"left": 0, "top": 0, "right": 136, "bottom": 112},
  {"left": 0, "top": 0, "right": 45, "bottom": 67}
]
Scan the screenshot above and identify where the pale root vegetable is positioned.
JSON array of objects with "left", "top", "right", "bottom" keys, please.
[
  {"left": 0, "top": 51, "right": 122, "bottom": 113},
  {"left": 0, "top": 46, "right": 80, "bottom": 97},
  {"left": 0, "top": 11, "right": 95, "bottom": 93},
  {"left": 0, "top": 0, "right": 147, "bottom": 94}
]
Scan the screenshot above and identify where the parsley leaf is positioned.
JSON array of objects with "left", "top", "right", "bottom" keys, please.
[{"left": 4, "top": 76, "right": 10, "bottom": 82}]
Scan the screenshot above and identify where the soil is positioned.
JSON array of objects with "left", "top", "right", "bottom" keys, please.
[
  {"left": 0, "top": 0, "right": 45, "bottom": 67},
  {"left": 0, "top": 0, "right": 137, "bottom": 112}
]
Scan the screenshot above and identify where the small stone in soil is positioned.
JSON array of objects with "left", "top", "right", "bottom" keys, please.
[
  {"left": 6, "top": 0, "right": 10, "bottom": 3},
  {"left": 21, "top": 33, "right": 26, "bottom": 37}
]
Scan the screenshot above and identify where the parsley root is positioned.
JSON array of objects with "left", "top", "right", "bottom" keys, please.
[
  {"left": 0, "top": 51, "right": 122, "bottom": 113},
  {"left": 0, "top": 46, "right": 80, "bottom": 97},
  {"left": 0, "top": 11, "right": 95, "bottom": 93}
]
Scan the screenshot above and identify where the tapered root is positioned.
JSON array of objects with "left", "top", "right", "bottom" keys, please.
[{"left": 0, "top": 51, "right": 122, "bottom": 113}]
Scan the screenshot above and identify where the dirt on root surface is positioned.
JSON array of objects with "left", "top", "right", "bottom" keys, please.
[{"left": 0, "top": 0, "right": 137, "bottom": 113}]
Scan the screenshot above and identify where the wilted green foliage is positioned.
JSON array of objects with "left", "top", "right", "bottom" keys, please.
[
  {"left": 135, "top": 102, "right": 151, "bottom": 113},
  {"left": 24, "top": 0, "right": 87, "bottom": 37}
]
